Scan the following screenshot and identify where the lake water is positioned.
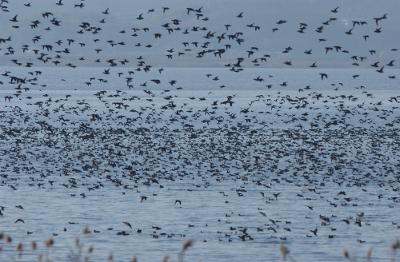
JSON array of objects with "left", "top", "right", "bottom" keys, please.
[{"left": 0, "top": 67, "right": 400, "bottom": 261}]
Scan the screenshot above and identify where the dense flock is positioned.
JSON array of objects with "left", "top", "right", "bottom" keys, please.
[{"left": 0, "top": 0, "right": 399, "bottom": 261}]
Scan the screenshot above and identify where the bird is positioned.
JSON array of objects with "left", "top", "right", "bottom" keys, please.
[
  {"left": 102, "top": 8, "right": 109, "bottom": 15},
  {"left": 123, "top": 221, "right": 132, "bottom": 229},
  {"left": 310, "top": 228, "right": 318, "bottom": 236},
  {"left": 9, "top": 15, "right": 18, "bottom": 22},
  {"left": 273, "top": 193, "right": 281, "bottom": 200},
  {"left": 319, "top": 73, "right": 328, "bottom": 80},
  {"left": 331, "top": 7, "right": 339, "bottom": 13},
  {"left": 387, "top": 60, "right": 395, "bottom": 67}
]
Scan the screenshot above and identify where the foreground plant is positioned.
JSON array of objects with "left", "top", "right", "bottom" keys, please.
[
  {"left": 1, "top": 229, "right": 399, "bottom": 261},
  {"left": 343, "top": 240, "right": 399, "bottom": 262},
  {"left": 0, "top": 229, "right": 195, "bottom": 262}
]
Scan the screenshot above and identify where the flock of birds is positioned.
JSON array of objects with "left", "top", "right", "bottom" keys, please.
[{"left": 0, "top": 0, "right": 399, "bottom": 261}]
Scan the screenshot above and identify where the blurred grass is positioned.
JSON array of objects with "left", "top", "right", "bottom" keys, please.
[{"left": 1, "top": 230, "right": 399, "bottom": 261}]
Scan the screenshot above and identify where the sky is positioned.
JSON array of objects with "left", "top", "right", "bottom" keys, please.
[{"left": 0, "top": 0, "right": 398, "bottom": 68}]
